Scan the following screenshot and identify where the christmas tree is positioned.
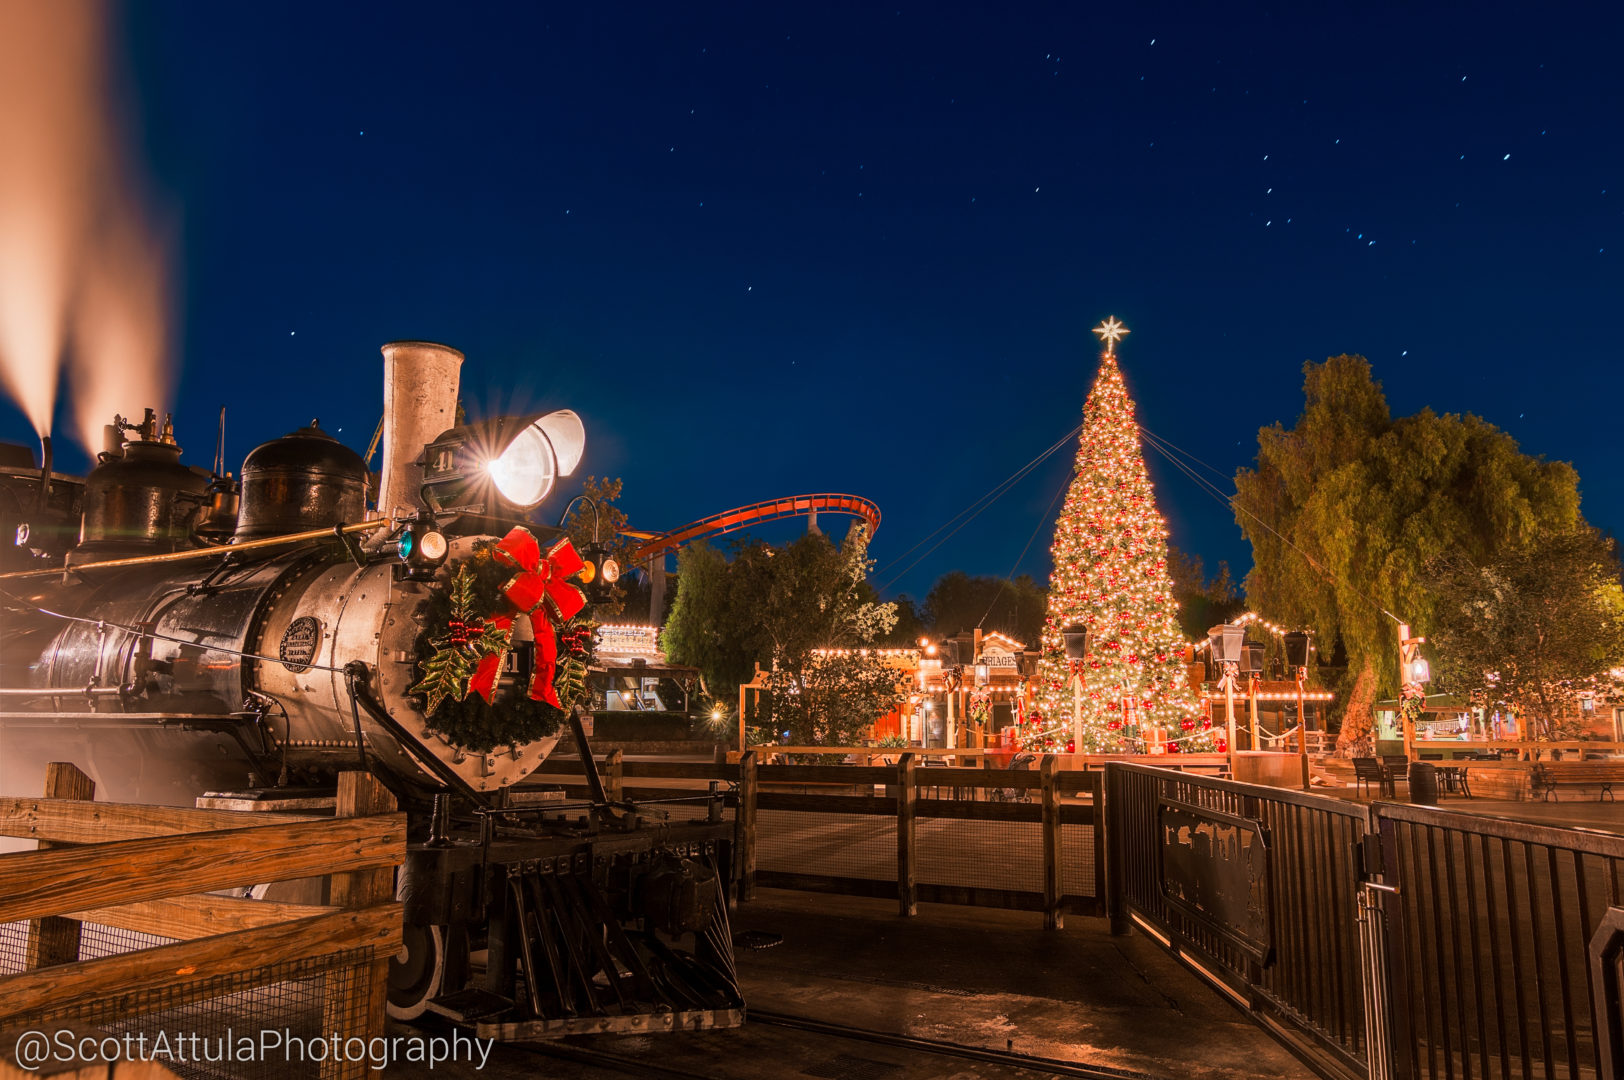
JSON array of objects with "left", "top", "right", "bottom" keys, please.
[{"left": 1032, "top": 318, "right": 1213, "bottom": 752}]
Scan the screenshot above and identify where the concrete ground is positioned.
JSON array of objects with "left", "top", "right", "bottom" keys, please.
[{"left": 436, "top": 889, "right": 1314, "bottom": 1080}]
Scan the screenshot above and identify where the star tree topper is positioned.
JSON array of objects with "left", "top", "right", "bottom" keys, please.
[{"left": 1093, "top": 316, "right": 1129, "bottom": 356}]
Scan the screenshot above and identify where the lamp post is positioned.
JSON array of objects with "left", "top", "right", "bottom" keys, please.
[
  {"left": 1284, "top": 630, "right": 1312, "bottom": 790},
  {"left": 1397, "top": 624, "right": 1430, "bottom": 761},
  {"left": 1208, "top": 624, "right": 1245, "bottom": 776},
  {"left": 1062, "top": 624, "right": 1089, "bottom": 758}
]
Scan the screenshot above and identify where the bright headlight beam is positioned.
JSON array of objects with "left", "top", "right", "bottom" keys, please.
[{"left": 486, "top": 425, "right": 556, "bottom": 508}]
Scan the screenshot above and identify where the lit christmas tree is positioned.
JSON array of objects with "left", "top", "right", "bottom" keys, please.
[{"left": 1032, "top": 318, "right": 1214, "bottom": 753}]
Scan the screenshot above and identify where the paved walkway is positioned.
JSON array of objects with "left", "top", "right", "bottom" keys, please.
[{"left": 443, "top": 889, "right": 1314, "bottom": 1080}]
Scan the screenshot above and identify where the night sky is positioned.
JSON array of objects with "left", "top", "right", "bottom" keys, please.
[{"left": 4, "top": 2, "right": 1621, "bottom": 607}]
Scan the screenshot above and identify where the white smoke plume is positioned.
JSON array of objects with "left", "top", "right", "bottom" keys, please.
[{"left": 0, "top": 0, "right": 173, "bottom": 450}]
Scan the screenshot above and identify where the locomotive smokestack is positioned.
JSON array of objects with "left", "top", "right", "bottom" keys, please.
[{"left": 377, "top": 341, "right": 464, "bottom": 518}]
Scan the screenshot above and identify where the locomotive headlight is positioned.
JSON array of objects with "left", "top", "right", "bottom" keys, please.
[
  {"left": 420, "top": 409, "right": 585, "bottom": 514},
  {"left": 395, "top": 520, "right": 450, "bottom": 581},
  {"left": 599, "top": 557, "right": 620, "bottom": 584}
]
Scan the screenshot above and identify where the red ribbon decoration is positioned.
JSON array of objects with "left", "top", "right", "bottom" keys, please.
[{"left": 467, "top": 527, "right": 587, "bottom": 708}]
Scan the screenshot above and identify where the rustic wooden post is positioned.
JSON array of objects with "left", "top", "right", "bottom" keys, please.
[
  {"left": 897, "top": 753, "right": 917, "bottom": 917},
  {"left": 24, "top": 762, "right": 94, "bottom": 969},
  {"left": 735, "top": 751, "right": 758, "bottom": 903},
  {"left": 604, "top": 748, "right": 624, "bottom": 802},
  {"left": 1041, "top": 754, "right": 1064, "bottom": 930},
  {"left": 325, "top": 771, "right": 396, "bottom": 1079}
]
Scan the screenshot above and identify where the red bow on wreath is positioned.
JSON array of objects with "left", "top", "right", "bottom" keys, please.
[{"left": 466, "top": 527, "right": 587, "bottom": 708}]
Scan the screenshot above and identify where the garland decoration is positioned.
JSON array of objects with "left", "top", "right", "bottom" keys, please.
[{"left": 407, "top": 527, "right": 596, "bottom": 753}]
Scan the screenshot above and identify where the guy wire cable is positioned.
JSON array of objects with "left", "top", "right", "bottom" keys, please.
[
  {"left": 1135, "top": 423, "right": 1404, "bottom": 625},
  {"left": 977, "top": 472, "right": 1070, "bottom": 629},
  {"left": 874, "top": 420, "right": 1082, "bottom": 578}
]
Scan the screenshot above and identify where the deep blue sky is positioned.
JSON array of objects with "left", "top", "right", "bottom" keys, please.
[{"left": 4, "top": 2, "right": 1621, "bottom": 603}]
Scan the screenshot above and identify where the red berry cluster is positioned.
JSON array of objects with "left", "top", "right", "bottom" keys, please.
[
  {"left": 560, "top": 626, "right": 594, "bottom": 660},
  {"left": 447, "top": 617, "right": 483, "bottom": 646}
]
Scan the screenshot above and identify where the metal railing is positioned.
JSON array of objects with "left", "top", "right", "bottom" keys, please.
[
  {"left": 1105, "top": 761, "right": 1373, "bottom": 1080},
  {"left": 1373, "top": 802, "right": 1624, "bottom": 1080}
]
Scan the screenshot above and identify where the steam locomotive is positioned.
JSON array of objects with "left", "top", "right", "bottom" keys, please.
[{"left": 0, "top": 342, "right": 741, "bottom": 1032}]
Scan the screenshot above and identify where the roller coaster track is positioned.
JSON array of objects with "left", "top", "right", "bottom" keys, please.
[{"left": 629, "top": 493, "right": 880, "bottom": 562}]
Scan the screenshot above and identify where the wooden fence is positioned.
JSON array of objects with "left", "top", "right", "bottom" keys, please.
[
  {"left": 0, "top": 763, "right": 404, "bottom": 1080},
  {"left": 525, "top": 750, "right": 1111, "bottom": 926}
]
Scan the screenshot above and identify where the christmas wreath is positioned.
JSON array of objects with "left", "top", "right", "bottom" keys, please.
[{"left": 407, "top": 527, "right": 596, "bottom": 753}]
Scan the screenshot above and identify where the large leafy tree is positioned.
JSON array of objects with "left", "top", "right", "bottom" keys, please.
[
  {"left": 1428, "top": 528, "right": 1624, "bottom": 735},
  {"left": 663, "top": 524, "right": 902, "bottom": 745},
  {"left": 1234, "top": 355, "right": 1582, "bottom": 747}
]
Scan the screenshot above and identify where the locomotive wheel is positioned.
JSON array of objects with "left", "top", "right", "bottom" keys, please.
[{"left": 387, "top": 923, "right": 446, "bottom": 1020}]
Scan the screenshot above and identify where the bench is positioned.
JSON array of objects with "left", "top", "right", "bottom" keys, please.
[{"left": 1530, "top": 761, "right": 1622, "bottom": 802}]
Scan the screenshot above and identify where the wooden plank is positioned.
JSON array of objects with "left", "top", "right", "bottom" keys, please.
[
  {"left": 913, "top": 766, "right": 1043, "bottom": 789},
  {"left": 328, "top": 773, "right": 398, "bottom": 910},
  {"left": 915, "top": 799, "right": 1040, "bottom": 823},
  {"left": 0, "top": 814, "right": 406, "bottom": 923},
  {"left": 757, "top": 764, "right": 894, "bottom": 785},
  {"left": 326, "top": 772, "right": 396, "bottom": 1074},
  {"left": 736, "top": 751, "right": 757, "bottom": 903},
  {"left": 0, "top": 797, "right": 320, "bottom": 844},
  {"left": 897, "top": 754, "right": 917, "bottom": 917},
  {"left": 621, "top": 761, "right": 737, "bottom": 780},
  {"left": 0, "top": 903, "right": 402, "bottom": 1020},
  {"left": 756, "top": 793, "right": 897, "bottom": 816},
  {"left": 1041, "top": 755, "right": 1063, "bottom": 930},
  {"left": 26, "top": 763, "right": 94, "bottom": 969},
  {"left": 604, "top": 749, "right": 625, "bottom": 803},
  {"left": 65, "top": 895, "right": 339, "bottom": 940}
]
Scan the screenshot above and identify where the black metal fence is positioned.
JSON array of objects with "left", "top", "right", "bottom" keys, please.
[
  {"left": 1374, "top": 802, "right": 1624, "bottom": 1080},
  {"left": 1105, "top": 761, "right": 1372, "bottom": 1080},
  {"left": 1104, "top": 761, "right": 1624, "bottom": 1080}
]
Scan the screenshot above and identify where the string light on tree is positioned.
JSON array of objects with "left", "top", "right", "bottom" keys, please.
[{"left": 1033, "top": 318, "right": 1214, "bottom": 752}]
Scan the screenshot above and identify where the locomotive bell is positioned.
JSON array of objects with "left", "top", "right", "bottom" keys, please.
[{"left": 234, "top": 421, "right": 368, "bottom": 541}]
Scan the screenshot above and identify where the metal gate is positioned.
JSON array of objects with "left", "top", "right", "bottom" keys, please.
[
  {"left": 1371, "top": 802, "right": 1624, "bottom": 1080},
  {"left": 1104, "top": 762, "right": 1624, "bottom": 1080}
]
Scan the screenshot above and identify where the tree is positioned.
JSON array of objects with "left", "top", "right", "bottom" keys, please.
[
  {"left": 662, "top": 523, "right": 902, "bottom": 745},
  {"left": 922, "top": 571, "right": 1047, "bottom": 644},
  {"left": 1428, "top": 528, "right": 1624, "bottom": 736},
  {"left": 1233, "top": 355, "right": 1583, "bottom": 749},
  {"left": 1166, "top": 546, "right": 1244, "bottom": 642},
  {"left": 1032, "top": 340, "right": 1208, "bottom": 751},
  {"left": 660, "top": 539, "right": 755, "bottom": 700},
  {"left": 561, "top": 476, "right": 639, "bottom": 617},
  {"left": 884, "top": 594, "right": 927, "bottom": 647}
]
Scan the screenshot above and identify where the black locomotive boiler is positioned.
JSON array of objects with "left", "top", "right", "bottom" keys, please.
[{"left": 0, "top": 341, "right": 741, "bottom": 1033}]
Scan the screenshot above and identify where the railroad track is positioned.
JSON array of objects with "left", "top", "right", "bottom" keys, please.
[{"left": 513, "top": 1009, "right": 1171, "bottom": 1080}]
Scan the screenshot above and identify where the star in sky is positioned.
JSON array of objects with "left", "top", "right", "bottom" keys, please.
[{"left": 1093, "top": 316, "right": 1130, "bottom": 355}]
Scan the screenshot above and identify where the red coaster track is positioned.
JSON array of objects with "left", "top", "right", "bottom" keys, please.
[{"left": 630, "top": 494, "right": 881, "bottom": 562}]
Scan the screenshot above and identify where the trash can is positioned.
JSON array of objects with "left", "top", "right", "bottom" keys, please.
[{"left": 1408, "top": 761, "right": 1438, "bottom": 805}]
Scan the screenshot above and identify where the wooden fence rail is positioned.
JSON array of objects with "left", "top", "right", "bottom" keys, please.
[
  {"left": 521, "top": 750, "right": 1108, "bottom": 926},
  {"left": 0, "top": 763, "right": 404, "bottom": 1080}
]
